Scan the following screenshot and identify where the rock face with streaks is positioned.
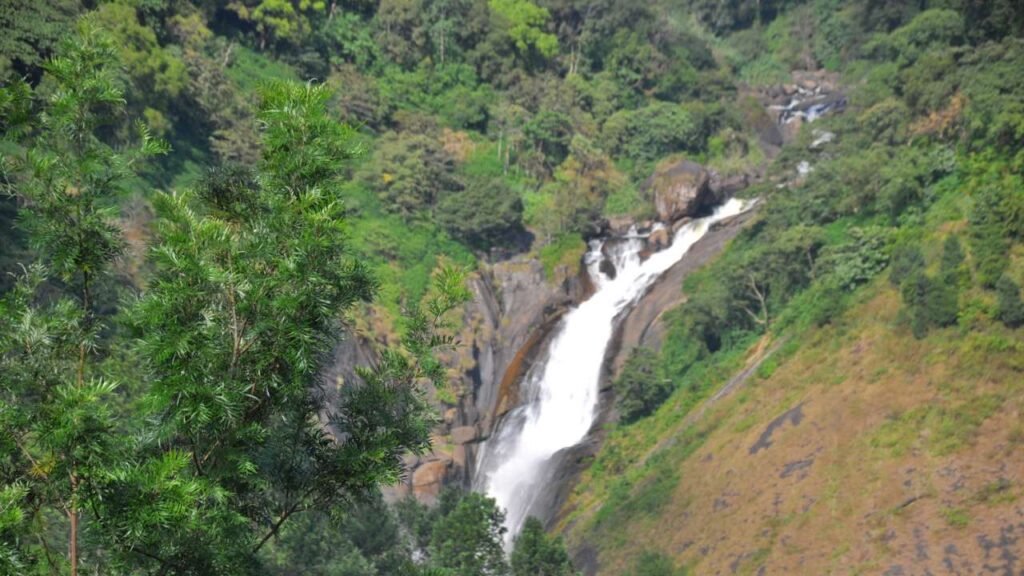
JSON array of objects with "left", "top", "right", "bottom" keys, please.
[{"left": 326, "top": 254, "right": 593, "bottom": 502}]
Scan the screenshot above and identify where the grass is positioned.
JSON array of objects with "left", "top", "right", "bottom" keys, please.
[
  {"left": 870, "top": 393, "right": 1004, "bottom": 457},
  {"left": 564, "top": 339, "right": 756, "bottom": 540},
  {"left": 227, "top": 46, "right": 300, "bottom": 94},
  {"left": 538, "top": 234, "right": 587, "bottom": 281},
  {"left": 560, "top": 147, "right": 1024, "bottom": 573},
  {"left": 972, "top": 479, "right": 1016, "bottom": 506},
  {"left": 941, "top": 507, "right": 971, "bottom": 528}
]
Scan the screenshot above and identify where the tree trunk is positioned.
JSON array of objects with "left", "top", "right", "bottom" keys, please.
[{"left": 69, "top": 473, "right": 78, "bottom": 576}]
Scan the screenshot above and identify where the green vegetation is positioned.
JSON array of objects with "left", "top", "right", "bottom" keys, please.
[
  {"left": 629, "top": 551, "right": 686, "bottom": 576},
  {"left": 614, "top": 348, "right": 672, "bottom": 424},
  {"left": 941, "top": 507, "right": 971, "bottom": 529},
  {"left": 511, "top": 517, "right": 577, "bottom": 576},
  {"left": 0, "top": 21, "right": 470, "bottom": 575},
  {"left": 3, "top": 0, "right": 1024, "bottom": 573}
]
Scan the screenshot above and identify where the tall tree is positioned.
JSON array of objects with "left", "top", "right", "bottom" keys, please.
[
  {"left": 123, "top": 80, "right": 469, "bottom": 572},
  {"left": 430, "top": 491, "right": 509, "bottom": 576},
  {"left": 0, "top": 20, "right": 166, "bottom": 575},
  {"left": 511, "top": 517, "right": 577, "bottom": 576}
]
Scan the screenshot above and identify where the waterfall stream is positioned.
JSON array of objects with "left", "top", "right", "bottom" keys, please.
[{"left": 473, "top": 198, "right": 753, "bottom": 543}]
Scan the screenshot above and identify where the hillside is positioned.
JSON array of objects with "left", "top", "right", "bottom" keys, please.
[
  {"left": 2, "top": 0, "right": 1024, "bottom": 575},
  {"left": 563, "top": 208, "right": 1024, "bottom": 574}
]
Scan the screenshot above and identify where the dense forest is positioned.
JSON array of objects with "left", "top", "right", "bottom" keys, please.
[{"left": 2, "top": 0, "right": 1024, "bottom": 574}]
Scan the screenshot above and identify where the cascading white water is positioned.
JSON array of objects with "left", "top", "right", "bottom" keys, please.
[{"left": 474, "top": 198, "right": 752, "bottom": 543}]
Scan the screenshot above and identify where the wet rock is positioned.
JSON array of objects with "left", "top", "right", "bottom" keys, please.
[
  {"left": 606, "top": 215, "right": 637, "bottom": 236},
  {"left": 780, "top": 458, "right": 814, "bottom": 479},
  {"left": 598, "top": 258, "right": 617, "bottom": 280},
  {"left": 451, "top": 445, "right": 467, "bottom": 469},
  {"left": 644, "top": 159, "right": 714, "bottom": 223},
  {"left": 646, "top": 227, "right": 671, "bottom": 252},
  {"left": 782, "top": 115, "right": 804, "bottom": 141},
  {"left": 810, "top": 129, "right": 835, "bottom": 149},
  {"left": 710, "top": 172, "right": 751, "bottom": 199}
]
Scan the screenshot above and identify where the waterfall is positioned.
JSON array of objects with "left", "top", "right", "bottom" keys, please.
[{"left": 473, "top": 198, "right": 753, "bottom": 543}]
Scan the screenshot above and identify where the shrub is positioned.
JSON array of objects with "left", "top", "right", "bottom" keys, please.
[
  {"left": 996, "top": 276, "right": 1024, "bottom": 328},
  {"left": 631, "top": 551, "right": 684, "bottom": 576},
  {"left": 890, "top": 244, "right": 925, "bottom": 287},
  {"left": 435, "top": 176, "right": 524, "bottom": 251},
  {"left": 821, "top": 227, "right": 892, "bottom": 291},
  {"left": 602, "top": 102, "right": 703, "bottom": 164},
  {"left": 614, "top": 348, "right": 672, "bottom": 424}
]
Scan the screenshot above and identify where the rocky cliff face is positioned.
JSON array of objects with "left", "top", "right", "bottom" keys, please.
[{"left": 368, "top": 256, "right": 593, "bottom": 503}]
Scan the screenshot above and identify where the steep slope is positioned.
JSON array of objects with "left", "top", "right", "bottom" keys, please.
[{"left": 561, "top": 211, "right": 1024, "bottom": 574}]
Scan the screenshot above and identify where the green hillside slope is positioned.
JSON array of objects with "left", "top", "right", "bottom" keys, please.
[{"left": 564, "top": 204, "right": 1024, "bottom": 574}]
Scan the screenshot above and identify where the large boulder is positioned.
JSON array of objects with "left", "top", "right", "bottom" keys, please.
[
  {"left": 644, "top": 160, "right": 715, "bottom": 223},
  {"left": 411, "top": 458, "right": 452, "bottom": 503}
]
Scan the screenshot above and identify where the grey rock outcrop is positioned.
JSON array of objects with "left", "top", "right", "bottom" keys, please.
[{"left": 645, "top": 160, "right": 716, "bottom": 223}]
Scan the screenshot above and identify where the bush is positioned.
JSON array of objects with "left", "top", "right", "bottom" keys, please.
[
  {"left": 996, "top": 276, "right": 1024, "bottom": 328},
  {"left": 890, "top": 244, "right": 925, "bottom": 287},
  {"left": 602, "top": 102, "right": 704, "bottom": 164},
  {"left": 631, "top": 551, "right": 684, "bottom": 576},
  {"left": 970, "top": 185, "right": 1012, "bottom": 288},
  {"left": 511, "top": 517, "right": 575, "bottom": 576},
  {"left": 900, "top": 268, "right": 959, "bottom": 339},
  {"left": 435, "top": 176, "right": 524, "bottom": 251},
  {"left": 820, "top": 227, "right": 892, "bottom": 291},
  {"left": 614, "top": 348, "right": 672, "bottom": 424},
  {"left": 364, "top": 132, "right": 461, "bottom": 218}
]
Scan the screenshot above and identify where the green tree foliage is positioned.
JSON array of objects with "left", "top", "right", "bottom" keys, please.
[
  {"left": 170, "top": 13, "right": 262, "bottom": 165},
  {"left": 969, "top": 176, "right": 1017, "bottom": 288},
  {"left": 524, "top": 109, "right": 574, "bottom": 170},
  {"left": 0, "top": 0, "right": 81, "bottom": 81},
  {"left": 430, "top": 491, "right": 509, "bottom": 576},
  {"left": 375, "top": 0, "right": 430, "bottom": 68},
  {"left": 526, "top": 135, "right": 624, "bottom": 238},
  {"left": 890, "top": 244, "right": 925, "bottom": 287},
  {"left": 3, "top": 0, "right": 1024, "bottom": 573},
  {"left": 613, "top": 348, "right": 671, "bottom": 424},
  {"left": 91, "top": 2, "right": 188, "bottom": 113},
  {"left": 940, "top": 234, "right": 968, "bottom": 286},
  {"left": 435, "top": 175, "right": 524, "bottom": 250},
  {"left": 511, "top": 517, "right": 576, "bottom": 576},
  {"left": 890, "top": 236, "right": 963, "bottom": 339},
  {"left": 899, "top": 270, "right": 959, "bottom": 340},
  {"left": 263, "top": 494, "right": 416, "bottom": 575},
  {"left": 887, "top": 9, "right": 964, "bottom": 66},
  {"left": 2, "top": 26, "right": 472, "bottom": 571},
  {"left": 995, "top": 276, "right": 1024, "bottom": 328},
  {"left": 0, "top": 21, "right": 167, "bottom": 574},
  {"left": 229, "top": 0, "right": 328, "bottom": 50},
  {"left": 125, "top": 81, "right": 469, "bottom": 571},
  {"left": 819, "top": 227, "right": 891, "bottom": 291},
  {"left": 958, "top": 37, "right": 1024, "bottom": 156},
  {"left": 489, "top": 0, "right": 559, "bottom": 60},
  {"left": 364, "top": 131, "right": 461, "bottom": 217},
  {"left": 602, "top": 102, "right": 705, "bottom": 164}
]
